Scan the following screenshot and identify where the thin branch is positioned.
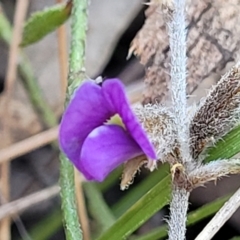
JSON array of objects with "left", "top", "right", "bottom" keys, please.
[
  {"left": 0, "top": 1, "right": 29, "bottom": 239},
  {"left": 3, "top": 0, "right": 28, "bottom": 97},
  {"left": 56, "top": 0, "right": 68, "bottom": 100},
  {"left": 75, "top": 171, "right": 91, "bottom": 240},
  {"left": 0, "top": 126, "right": 58, "bottom": 164},
  {"left": 0, "top": 7, "right": 58, "bottom": 129},
  {"left": 0, "top": 185, "right": 59, "bottom": 220},
  {"left": 195, "top": 187, "right": 240, "bottom": 240}
]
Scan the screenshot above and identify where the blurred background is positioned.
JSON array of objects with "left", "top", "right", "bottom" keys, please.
[{"left": 0, "top": 0, "right": 240, "bottom": 239}]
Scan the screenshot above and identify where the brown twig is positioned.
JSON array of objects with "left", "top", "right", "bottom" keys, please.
[
  {"left": 75, "top": 170, "right": 91, "bottom": 240},
  {"left": 0, "top": 1, "right": 29, "bottom": 239},
  {"left": 0, "top": 126, "right": 59, "bottom": 164},
  {"left": 56, "top": 0, "right": 68, "bottom": 100},
  {"left": 0, "top": 185, "right": 60, "bottom": 220}
]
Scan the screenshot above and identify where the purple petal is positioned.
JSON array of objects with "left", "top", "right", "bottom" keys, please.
[
  {"left": 78, "top": 125, "right": 143, "bottom": 181},
  {"left": 102, "top": 79, "right": 157, "bottom": 160},
  {"left": 59, "top": 80, "right": 114, "bottom": 164}
]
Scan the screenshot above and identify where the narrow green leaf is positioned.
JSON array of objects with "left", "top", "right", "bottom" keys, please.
[
  {"left": 0, "top": 12, "right": 12, "bottom": 43},
  {"left": 97, "top": 175, "right": 171, "bottom": 240},
  {"left": 205, "top": 125, "right": 240, "bottom": 162},
  {"left": 134, "top": 194, "right": 232, "bottom": 240},
  {"left": 29, "top": 209, "right": 62, "bottom": 240},
  {"left": 21, "top": 2, "right": 72, "bottom": 47},
  {"left": 112, "top": 164, "right": 169, "bottom": 217},
  {"left": 83, "top": 182, "right": 115, "bottom": 232},
  {"left": 96, "top": 167, "right": 122, "bottom": 193},
  {"left": 230, "top": 237, "right": 240, "bottom": 240}
]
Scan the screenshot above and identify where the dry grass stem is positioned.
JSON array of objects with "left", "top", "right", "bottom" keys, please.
[
  {"left": 56, "top": 0, "right": 68, "bottom": 100},
  {"left": 195, "top": 187, "right": 240, "bottom": 240},
  {"left": 0, "top": 126, "right": 59, "bottom": 164},
  {"left": 74, "top": 171, "right": 91, "bottom": 240},
  {"left": 0, "top": 1, "right": 29, "bottom": 239},
  {"left": 0, "top": 185, "right": 60, "bottom": 220}
]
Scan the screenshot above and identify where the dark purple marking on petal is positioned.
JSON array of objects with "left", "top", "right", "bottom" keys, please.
[
  {"left": 102, "top": 79, "right": 157, "bottom": 160},
  {"left": 79, "top": 125, "right": 143, "bottom": 182},
  {"left": 59, "top": 80, "right": 114, "bottom": 164}
]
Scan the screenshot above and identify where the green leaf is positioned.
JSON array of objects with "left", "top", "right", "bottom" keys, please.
[
  {"left": 112, "top": 164, "right": 169, "bottom": 217},
  {"left": 21, "top": 2, "right": 72, "bottom": 47},
  {"left": 83, "top": 182, "right": 115, "bottom": 232},
  {"left": 0, "top": 12, "right": 12, "bottom": 43},
  {"left": 97, "top": 175, "right": 171, "bottom": 240},
  {"left": 133, "top": 194, "right": 232, "bottom": 240},
  {"left": 205, "top": 125, "right": 240, "bottom": 162},
  {"left": 96, "top": 167, "right": 122, "bottom": 193},
  {"left": 29, "top": 209, "right": 62, "bottom": 240}
]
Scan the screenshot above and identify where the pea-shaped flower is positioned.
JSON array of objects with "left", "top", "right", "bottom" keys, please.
[{"left": 59, "top": 78, "right": 156, "bottom": 181}]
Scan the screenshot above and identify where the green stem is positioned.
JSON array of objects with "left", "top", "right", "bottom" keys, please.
[
  {"left": 60, "top": 154, "right": 82, "bottom": 239},
  {"left": 66, "top": 0, "right": 88, "bottom": 100},
  {"left": 60, "top": 0, "right": 88, "bottom": 239},
  {"left": 18, "top": 54, "right": 58, "bottom": 127}
]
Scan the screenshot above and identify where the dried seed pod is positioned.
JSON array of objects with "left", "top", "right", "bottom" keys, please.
[{"left": 190, "top": 62, "right": 240, "bottom": 160}]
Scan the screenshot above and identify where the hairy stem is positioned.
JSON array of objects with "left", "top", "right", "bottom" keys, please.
[
  {"left": 60, "top": 0, "right": 88, "bottom": 239},
  {"left": 168, "top": 188, "right": 189, "bottom": 240},
  {"left": 168, "top": 0, "right": 189, "bottom": 161},
  {"left": 166, "top": 1, "right": 190, "bottom": 239}
]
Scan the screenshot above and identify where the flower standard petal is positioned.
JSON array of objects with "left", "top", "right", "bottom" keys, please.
[
  {"left": 59, "top": 80, "right": 113, "bottom": 164},
  {"left": 102, "top": 79, "right": 157, "bottom": 160},
  {"left": 79, "top": 125, "right": 143, "bottom": 181}
]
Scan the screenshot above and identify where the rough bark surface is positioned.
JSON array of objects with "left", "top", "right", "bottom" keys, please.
[{"left": 130, "top": 0, "right": 240, "bottom": 104}]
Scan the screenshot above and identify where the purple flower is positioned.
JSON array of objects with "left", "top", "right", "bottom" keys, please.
[{"left": 59, "top": 78, "right": 156, "bottom": 181}]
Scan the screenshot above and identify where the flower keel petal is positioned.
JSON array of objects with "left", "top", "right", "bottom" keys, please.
[{"left": 79, "top": 125, "right": 143, "bottom": 181}]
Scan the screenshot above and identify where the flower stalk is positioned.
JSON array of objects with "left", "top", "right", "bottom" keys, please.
[{"left": 59, "top": 0, "right": 88, "bottom": 239}]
